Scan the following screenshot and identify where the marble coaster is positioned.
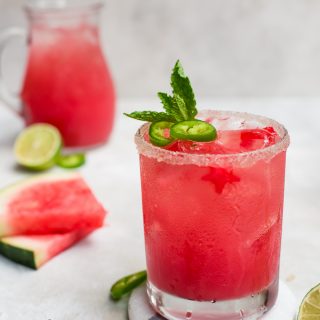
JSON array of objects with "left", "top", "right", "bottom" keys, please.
[{"left": 128, "top": 281, "right": 297, "bottom": 320}]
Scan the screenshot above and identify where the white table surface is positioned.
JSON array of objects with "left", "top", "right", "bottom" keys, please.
[{"left": 0, "top": 98, "right": 319, "bottom": 319}]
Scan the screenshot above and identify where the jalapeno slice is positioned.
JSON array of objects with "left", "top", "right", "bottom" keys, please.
[
  {"left": 170, "top": 120, "right": 217, "bottom": 142},
  {"left": 110, "top": 270, "right": 147, "bottom": 300},
  {"left": 149, "top": 121, "right": 175, "bottom": 146},
  {"left": 56, "top": 153, "right": 86, "bottom": 169}
]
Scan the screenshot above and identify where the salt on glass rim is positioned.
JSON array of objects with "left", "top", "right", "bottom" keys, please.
[{"left": 135, "top": 110, "right": 290, "bottom": 168}]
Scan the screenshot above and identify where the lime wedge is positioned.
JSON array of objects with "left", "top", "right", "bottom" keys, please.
[
  {"left": 14, "top": 123, "right": 62, "bottom": 171},
  {"left": 298, "top": 283, "right": 320, "bottom": 320},
  {"left": 56, "top": 153, "right": 86, "bottom": 169}
]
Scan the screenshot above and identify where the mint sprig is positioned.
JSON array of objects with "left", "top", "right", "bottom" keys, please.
[
  {"left": 170, "top": 60, "right": 197, "bottom": 120},
  {"left": 124, "top": 60, "right": 217, "bottom": 146},
  {"left": 124, "top": 60, "right": 197, "bottom": 123}
]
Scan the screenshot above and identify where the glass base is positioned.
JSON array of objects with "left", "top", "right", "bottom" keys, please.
[{"left": 147, "top": 279, "right": 278, "bottom": 320}]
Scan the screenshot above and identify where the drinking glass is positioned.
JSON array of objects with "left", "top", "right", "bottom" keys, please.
[{"left": 135, "top": 110, "right": 290, "bottom": 320}]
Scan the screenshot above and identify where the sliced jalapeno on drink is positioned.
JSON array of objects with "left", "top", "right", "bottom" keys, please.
[
  {"left": 149, "top": 121, "right": 175, "bottom": 146},
  {"left": 110, "top": 270, "right": 147, "bottom": 300},
  {"left": 170, "top": 120, "right": 217, "bottom": 142}
]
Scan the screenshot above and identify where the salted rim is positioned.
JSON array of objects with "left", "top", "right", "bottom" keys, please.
[{"left": 135, "top": 110, "right": 290, "bottom": 168}]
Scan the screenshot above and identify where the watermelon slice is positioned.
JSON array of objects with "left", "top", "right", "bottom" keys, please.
[
  {"left": 0, "top": 228, "right": 93, "bottom": 269},
  {"left": 0, "top": 173, "right": 106, "bottom": 237}
]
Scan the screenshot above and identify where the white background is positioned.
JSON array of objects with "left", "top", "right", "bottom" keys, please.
[{"left": 1, "top": 0, "right": 320, "bottom": 98}]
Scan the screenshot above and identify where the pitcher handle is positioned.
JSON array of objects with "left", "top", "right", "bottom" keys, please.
[{"left": 0, "top": 27, "right": 27, "bottom": 115}]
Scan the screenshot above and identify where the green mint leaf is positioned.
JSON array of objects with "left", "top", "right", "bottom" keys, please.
[
  {"left": 158, "top": 92, "right": 173, "bottom": 114},
  {"left": 124, "top": 111, "right": 175, "bottom": 122},
  {"left": 173, "top": 94, "right": 188, "bottom": 120},
  {"left": 171, "top": 60, "right": 197, "bottom": 119},
  {"left": 158, "top": 92, "right": 184, "bottom": 122},
  {"left": 166, "top": 98, "right": 185, "bottom": 122}
]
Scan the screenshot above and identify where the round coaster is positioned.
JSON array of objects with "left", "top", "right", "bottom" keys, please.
[{"left": 128, "top": 281, "right": 297, "bottom": 320}]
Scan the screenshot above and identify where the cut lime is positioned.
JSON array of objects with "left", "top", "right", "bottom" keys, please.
[
  {"left": 14, "top": 123, "right": 62, "bottom": 171},
  {"left": 56, "top": 153, "right": 86, "bottom": 169},
  {"left": 298, "top": 283, "right": 320, "bottom": 320}
]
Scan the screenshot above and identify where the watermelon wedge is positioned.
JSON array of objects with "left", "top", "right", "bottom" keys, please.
[
  {"left": 0, "top": 173, "right": 106, "bottom": 237},
  {"left": 0, "top": 228, "right": 93, "bottom": 269}
]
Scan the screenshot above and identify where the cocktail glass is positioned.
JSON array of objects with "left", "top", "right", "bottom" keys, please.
[{"left": 135, "top": 110, "right": 290, "bottom": 320}]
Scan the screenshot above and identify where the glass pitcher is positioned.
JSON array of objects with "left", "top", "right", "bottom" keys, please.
[{"left": 0, "top": 0, "right": 115, "bottom": 148}]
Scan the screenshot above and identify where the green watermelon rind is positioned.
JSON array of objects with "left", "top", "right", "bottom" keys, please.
[
  {"left": 0, "top": 240, "right": 37, "bottom": 269},
  {"left": 0, "top": 172, "right": 82, "bottom": 237},
  {"left": 0, "top": 228, "right": 93, "bottom": 269}
]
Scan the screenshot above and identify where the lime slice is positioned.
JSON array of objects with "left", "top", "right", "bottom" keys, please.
[
  {"left": 14, "top": 123, "right": 62, "bottom": 171},
  {"left": 56, "top": 153, "right": 86, "bottom": 169},
  {"left": 298, "top": 283, "right": 320, "bottom": 320}
]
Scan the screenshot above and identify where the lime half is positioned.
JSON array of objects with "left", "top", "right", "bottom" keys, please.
[
  {"left": 298, "top": 283, "right": 320, "bottom": 320},
  {"left": 14, "top": 123, "right": 62, "bottom": 171}
]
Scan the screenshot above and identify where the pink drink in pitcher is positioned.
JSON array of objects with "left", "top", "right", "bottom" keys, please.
[
  {"left": 21, "top": 24, "right": 115, "bottom": 148},
  {"left": 0, "top": 1, "right": 115, "bottom": 148}
]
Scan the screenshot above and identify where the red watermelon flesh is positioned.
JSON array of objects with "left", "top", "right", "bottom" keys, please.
[{"left": 0, "top": 173, "right": 106, "bottom": 237}]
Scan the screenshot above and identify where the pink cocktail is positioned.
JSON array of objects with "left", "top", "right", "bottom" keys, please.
[
  {"left": 21, "top": 2, "right": 115, "bottom": 147},
  {"left": 135, "top": 111, "right": 289, "bottom": 319}
]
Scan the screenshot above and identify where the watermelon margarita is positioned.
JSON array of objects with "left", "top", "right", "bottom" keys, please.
[
  {"left": 135, "top": 111, "right": 289, "bottom": 319},
  {"left": 21, "top": 9, "right": 115, "bottom": 148}
]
